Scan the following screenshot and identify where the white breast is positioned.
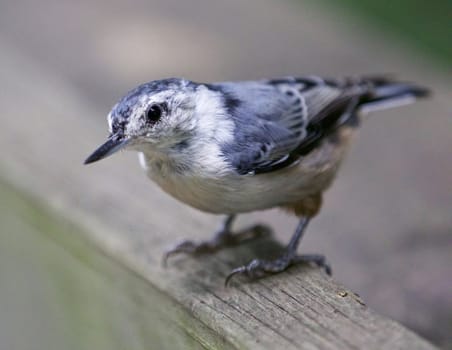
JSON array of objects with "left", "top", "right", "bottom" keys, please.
[{"left": 137, "top": 128, "right": 352, "bottom": 214}]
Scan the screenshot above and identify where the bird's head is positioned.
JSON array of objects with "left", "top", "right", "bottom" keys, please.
[{"left": 84, "top": 78, "right": 203, "bottom": 164}]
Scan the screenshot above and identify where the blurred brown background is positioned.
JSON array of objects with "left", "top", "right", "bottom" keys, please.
[{"left": 0, "top": 0, "right": 451, "bottom": 348}]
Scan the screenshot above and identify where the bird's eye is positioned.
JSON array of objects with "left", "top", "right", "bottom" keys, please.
[{"left": 145, "top": 104, "right": 163, "bottom": 124}]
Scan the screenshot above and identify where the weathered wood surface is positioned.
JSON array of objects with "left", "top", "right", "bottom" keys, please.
[
  {"left": 0, "top": 180, "right": 229, "bottom": 350},
  {"left": 0, "top": 36, "right": 440, "bottom": 349}
]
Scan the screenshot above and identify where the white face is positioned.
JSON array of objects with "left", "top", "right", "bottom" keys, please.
[
  {"left": 86, "top": 79, "right": 234, "bottom": 169},
  {"left": 108, "top": 85, "right": 198, "bottom": 151}
]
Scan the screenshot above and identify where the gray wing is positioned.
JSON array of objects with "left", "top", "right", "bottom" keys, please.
[{"left": 210, "top": 76, "right": 366, "bottom": 174}]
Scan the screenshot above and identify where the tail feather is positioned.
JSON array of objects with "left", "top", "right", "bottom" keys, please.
[{"left": 358, "top": 77, "right": 430, "bottom": 115}]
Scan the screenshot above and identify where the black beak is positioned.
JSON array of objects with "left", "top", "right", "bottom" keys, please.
[{"left": 84, "top": 135, "right": 130, "bottom": 164}]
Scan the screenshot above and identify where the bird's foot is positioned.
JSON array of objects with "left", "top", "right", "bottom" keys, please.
[
  {"left": 162, "top": 224, "right": 271, "bottom": 266},
  {"left": 225, "top": 253, "right": 331, "bottom": 286}
]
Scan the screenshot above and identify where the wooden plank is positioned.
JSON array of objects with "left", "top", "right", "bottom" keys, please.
[
  {"left": 0, "top": 179, "right": 228, "bottom": 350},
  {"left": 0, "top": 39, "right": 437, "bottom": 349}
]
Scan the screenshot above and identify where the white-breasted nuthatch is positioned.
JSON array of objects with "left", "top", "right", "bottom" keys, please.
[{"left": 85, "top": 75, "right": 429, "bottom": 285}]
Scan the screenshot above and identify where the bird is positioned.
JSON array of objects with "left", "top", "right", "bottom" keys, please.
[{"left": 84, "top": 75, "right": 429, "bottom": 285}]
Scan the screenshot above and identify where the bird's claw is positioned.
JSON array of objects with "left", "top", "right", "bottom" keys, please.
[
  {"left": 224, "top": 258, "right": 284, "bottom": 286},
  {"left": 162, "top": 224, "right": 272, "bottom": 267},
  {"left": 162, "top": 240, "right": 199, "bottom": 267},
  {"left": 224, "top": 254, "right": 332, "bottom": 286},
  {"left": 224, "top": 266, "right": 247, "bottom": 287}
]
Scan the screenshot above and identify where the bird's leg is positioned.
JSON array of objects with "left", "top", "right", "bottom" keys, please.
[
  {"left": 163, "top": 215, "right": 271, "bottom": 266},
  {"left": 225, "top": 217, "right": 331, "bottom": 285}
]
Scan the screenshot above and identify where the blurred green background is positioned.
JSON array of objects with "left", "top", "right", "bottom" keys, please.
[
  {"left": 0, "top": 0, "right": 451, "bottom": 349},
  {"left": 320, "top": 0, "right": 451, "bottom": 66}
]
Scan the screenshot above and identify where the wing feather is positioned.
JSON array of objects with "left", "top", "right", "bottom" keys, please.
[{"left": 212, "top": 77, "right": 366, "bottom": 174}]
